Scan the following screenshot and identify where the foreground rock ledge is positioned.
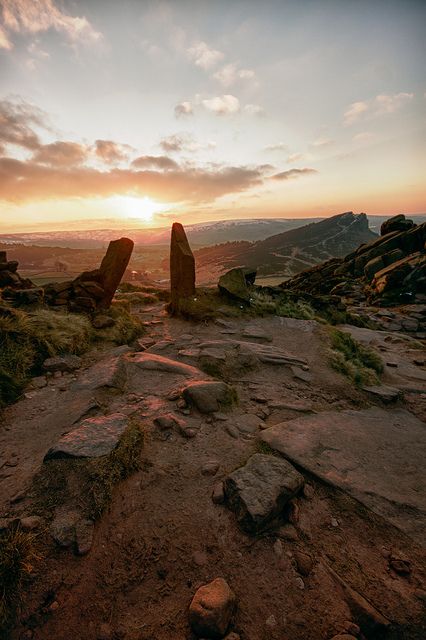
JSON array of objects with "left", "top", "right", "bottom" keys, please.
[
  {"left": 224, "top": 453, "right": 304, "bottom": 533},
  {"left": 189, "top": 577, "right": 236, "bottom": 639}
]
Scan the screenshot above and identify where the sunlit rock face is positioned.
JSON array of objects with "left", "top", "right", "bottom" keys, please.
[{"left": 169, "top": 222, "right": 195, "bottom": 313}]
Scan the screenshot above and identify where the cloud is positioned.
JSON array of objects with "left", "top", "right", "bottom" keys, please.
[
  {"left": 0, "top": 98, "right": 49, "bottom": 152},
  {"left": 131, "top": 155, "right": 179, "bottom": 171},
  {"left": 33, "top": 141, "right": 88, "bottom": 166},
  {"left": 311, "top": 137, "right": 334, "bottom": 148},
  {"left": 244, "top": 104, "right": 264, "bottom": 116},
  {"left": 264, "top": 142, "right": 287, "bottom": 152},
  {"left": 0, "top": 0, "right": 102, "bottom": 49},
  {"left": 352, "top": 132, "right": 375, "bottom": 143},
  {"left": 287, "top": 153, "right": 306, "bottom": 163},
  {"left": 187, "top": 41, "right": 224, "bottom": 70},
  {"left": 94, "top": 140, "right": 132, "bottom": 164},
  {"left": 272, "top": 168, "right": 318, "bottom": 181},
  {"left": 202, "top": 94, "right": 240, "bottom": 115},
  {"left": 174, "top": 101, "right": 193, "bottom": 118},
  {"left": 344, "top": 92, "right": 413, "bottom": 125},
  {"left": 160, "top": 133, "right": 216, "bottom": 153},
  {"left": 0, "top": 157, "right": 266, "bottom": 204},
  {"left": 213, "top": 63, "right": 256, "bottom": 87}
]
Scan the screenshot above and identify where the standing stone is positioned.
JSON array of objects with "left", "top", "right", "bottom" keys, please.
[
  {"left": 98, "top": 237, "right": 134, "bottom": 308},
  {"left": 170, "top": 222, "right": 195, "bottom": 313}
]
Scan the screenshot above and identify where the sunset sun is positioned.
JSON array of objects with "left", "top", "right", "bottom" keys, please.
[{"left": 111, "top": 195, "right": 164, "bottom": 223}]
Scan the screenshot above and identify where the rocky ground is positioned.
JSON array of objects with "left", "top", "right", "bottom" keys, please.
[{"left": 1, "top": 300, "right": 426, "bottom": 640}]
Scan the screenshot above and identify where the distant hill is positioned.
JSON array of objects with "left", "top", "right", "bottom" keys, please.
[{"left": 195, "top": 212, "right": 378, "bottom": 279}]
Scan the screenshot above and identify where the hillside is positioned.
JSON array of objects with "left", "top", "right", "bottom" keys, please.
[{"left": 195, "top": 212, "right": 378, "bottom": 280}]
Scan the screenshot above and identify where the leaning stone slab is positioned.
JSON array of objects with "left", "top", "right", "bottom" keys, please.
[
  {"left": 98, "top": 237, "right": 134, "bottom": 308},
  {"left": 44, "top": 413, "right": 129, "bottom": 460},
  {"left": 182, "top": 380, "right": 236, "bottom": 413},
  {"left": 261, "top": 407, "right": 426, "bottom": 546},
  {"left": 223, "top": 453, "right": 304, "bottom": 533}
]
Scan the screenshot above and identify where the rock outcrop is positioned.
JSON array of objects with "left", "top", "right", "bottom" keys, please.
[
  {"left": 170, "top": 222, "right": 196, "bottom": 313},
  {"left": 218, "top": 268, "right": 251, "bottom": 302},
  {"left": 281, "top": 215, "right": 426, "bottom": 306},
  {"left": 43, "top": 237, "right": 134, "bottom": 312},
  {"left": 0, "top": 251, "right": 37, "bottom": 303}
]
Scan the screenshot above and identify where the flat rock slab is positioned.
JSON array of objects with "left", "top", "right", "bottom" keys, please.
[
  {"left": 260, "top": 407, "right": 426, "bottom": 545},
  {"left": 45, "top": 413, "right": 129, "bottom": 460},
  {"left": 72, "top": 355, "right": 127, "bottom": 392},
  {"left": 197, "top": 340, "right": 308, "bottom": 367},
  {"left": 362, "top": 384, "right": 402, "bottom": 403},
  {"left": 125, "top": 352, "right": 202, "bottom": 377},
  {"left": 223, "top": 453, "right": 304, "bottom": 533},
  {"left": 241, "top": 325, "right": 273, "bottom": 342}
]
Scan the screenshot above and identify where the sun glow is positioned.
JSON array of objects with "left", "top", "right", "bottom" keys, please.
[{"left": 109, "top": 195, "right": 164, "bottom": 223}]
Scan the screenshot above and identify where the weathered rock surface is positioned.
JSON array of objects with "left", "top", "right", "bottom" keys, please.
[
  {"left": 72, "top": 355, "right": 127, "bottom": 392},
  {"left": 170, "top": 222, "right": 195, "bottom": 313},
  {"left": 43, "top": 354, "right": 82, "bottom": 373},
  {"left": 125, "top": 351, "right": 201, "bottom": 377},
  {"left": 224, "top": 453, "right": 304, "bottom": 532},
  {"left": 261, "top": 407, "right": 426, "bottom": 545},
  {"left": 189, "top": 577, "right": 236, "bottom": 638},
  {"left": 218, "top": 268, "right": 250, "bottom": 302},
  {"left": 44, "top": 413, "right": 129, "bottom": 460},
  {"left": 42, "top": 237, "right": 134, "bottom": 312},
  {"left": 182, "top": 380, "right": 235, "bottom": 413},
  {"left": 381, "top": 214, "right": 415, "bottom": 236}
]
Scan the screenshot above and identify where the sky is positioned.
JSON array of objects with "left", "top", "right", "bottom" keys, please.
[{"left": 0, "top": 0, "right": 425, "bottom": 232}]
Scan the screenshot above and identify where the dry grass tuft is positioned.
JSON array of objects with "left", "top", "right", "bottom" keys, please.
[{"left": 328, "top": 328, "right": 384, "bottom": 386}]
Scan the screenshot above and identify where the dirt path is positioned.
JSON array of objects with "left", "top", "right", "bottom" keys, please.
[{"left": 2, "top": 304, "right": 426, "bottom": 640}]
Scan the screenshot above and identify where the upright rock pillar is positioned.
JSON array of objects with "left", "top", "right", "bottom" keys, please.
[{"left": 170, "top": 222, "right": 195, "bottom": 313}]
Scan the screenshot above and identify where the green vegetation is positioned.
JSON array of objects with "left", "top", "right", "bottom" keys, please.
[
  {"left": 249, "top": 290, "right": 316, "bottom": 320},
  {"left": 0, "top": 526, "right": 41, "bottom": 632},
  {"left": 328, "top": 328, "right": 384, "bottom": 386},
  {"left": 91, "top": 302, "right": 145, "bottom": 345},
  {"left": 0, "top": 307, "right": 91, "bottom": 408}
]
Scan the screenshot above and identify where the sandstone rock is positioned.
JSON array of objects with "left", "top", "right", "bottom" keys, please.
[
  {"left": 381, "top": 214, "right": 415, "bottom": 236},
  {"left": 97, "top": 237, "right": 134, "bottom": 308},
  {"left": 127, "top": 351, "right": 201, "bottom": 377},
  {"left": 212, "top": 482, "right": 225, "bottom": 504},
  {"left": 224, "top": 453, "right": 304, "bottom": 533},
  {"left": 277, "top": 523, "right": 298, "bottom": 541},
  {"left": 241, "top": 325, "right": 273, "bottom": 342},
  {"left": 294, "top": 551, "right": 313, "bottom": 576},
  {"left": 50, "top": 510, "right": 80, "bottom": 547},
  {"left": 202, "top": 460, "right": 220, "bottom": 476},
  {"left": 170, "top": 222, "right": 195, "bottom": 313},
  {"left": 189, "top": 577, "right": 236, "bottom": 639},
  {"left": 182, "top": 380, "right": 236, "bottom": 413},
  {"left": 73, "top": 354, "right": 127, "bottom": 391},
  {"left": 75, "top": 519, "right": 94, "bottom": 555},
  {"left": 43, "top": 354, "right": 82, "bottom": 373},
  {"left": 45, "top": 413, "right": 129, "bottom": 460},
  {"left": 361, "top": 384, "right": 402, "bottom": 403},
  {"left": 218, "top": 268, "right": 250, "bottom": 302},
  {"left": 19, "top": 516, "right": 42, "bottom": 531}
]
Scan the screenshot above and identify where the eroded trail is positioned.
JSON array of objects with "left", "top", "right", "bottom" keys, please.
[{"left": 2, "top": 303, "right": 426, "bottom": 640}]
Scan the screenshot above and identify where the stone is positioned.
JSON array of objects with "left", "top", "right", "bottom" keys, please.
[
  {"left": 73, "top": 354, "right": 127, "bottom": 391},
  {"left": 202, "top": 461, "right": 220, "bottom": 476},
  {"left": 361, "top": 384, "right": 402, "bottom": 403},
  {"left": 50, "top": 510, "right": 80, "bottom": 547},
  {"left": 261, "top": 407, "right": 426, "bottom": 546},
  {"left": 182, "top": 381, "right": 236, "bottom": 413},
  {"left": 126, "top": 351, "right": 201, "bottom": 377},
  {"left": 97, "top": 237, "right": 134, "bottom": 308},
  {"left": 43, "top": 354, "right": 82, "bottom": 373},
  {"left": 294, "top": 551, "right": 313, "bottom": 576},
  {"left": 97, "top": 623, "right": 113, "bottom": 640},
  {"left": 277, "top": 524, "right": 298, "bottom": 541},
  {"left": 153, "top": 413, "right": 182, "bottom": 431},
  {"left": 76, "top": 519, "right": 94, "bottom": 555},
  {"left": 44, "top": 413, "right": 129, "bottom": 460},
  {"left": 189, "top": 577, "right": 236, "bottom": 639},
  {"left": 92, "top": 315, "right": 115, "bottom": 329},
  {"left": 170, "top": 222, "right": 195, "bottom": 313},
  {"left": 30, "top": 376, "right": 47, "bottom": 389},
  {"left": 242, "top": 325, "right": 273, "bottom": 342},
  {"left": 291, "top": 366, "right": 312, "bottom": 383},
  {"left": 381, "top": 214, "right": 415, "bottom": 236},
  {"left": 218, "top": 268, "right": 250, "bottom": 302},
  {"left": 212, "top": 482, "right": 225, "bottom": 504},
  {"left": 20, "top": 516, "right": 42, "bottom": 531},
  {"left": 224, "top": 453, "right": 304, "bottom": 533}
]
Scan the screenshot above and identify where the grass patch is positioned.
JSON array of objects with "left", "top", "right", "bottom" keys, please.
[
  {"left": 0, "top": 306, "right": 91, "bottom": 408},
  {"left": 256, "top": 440, "right": 276, "bottom": 455},
  {"left": 250, "top": 290, "right": 315, "bottom": 320},
  {"left": 328, "top": 328, "right": 384, "bottom": 386},
  {"left": 91, "top": 303, "right": 145, "bottom": 345},
  {"left": 0, "top": 526, "right": 42, "bottom": 632}
]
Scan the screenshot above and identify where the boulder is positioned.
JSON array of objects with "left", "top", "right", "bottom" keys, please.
[
  {"left": 223, "top": 453, "right": 304, "bottom": 532},
  {"left": 381, "top": 214, "right": 415, "bottom": 236},
  {"left": 44, "top": 413, "right": 129, "bottom": 460},
  {"left": 97, "top": 237, "right": 134, "bottom": 308},
  {"left": 182, "top": 380, "right": 236, "bottom": 413},
  {"left": 43, "top": 354, "right": 82, "bottom": 373},
  {"left": 170, "top": 222, "right": 196, "bottom": 313},
  {"left": 189, "top": 577, "right": 236, "bottom": 639},
  {"left": 218, "top": 268, "right": 250, "bottom": 302}
]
